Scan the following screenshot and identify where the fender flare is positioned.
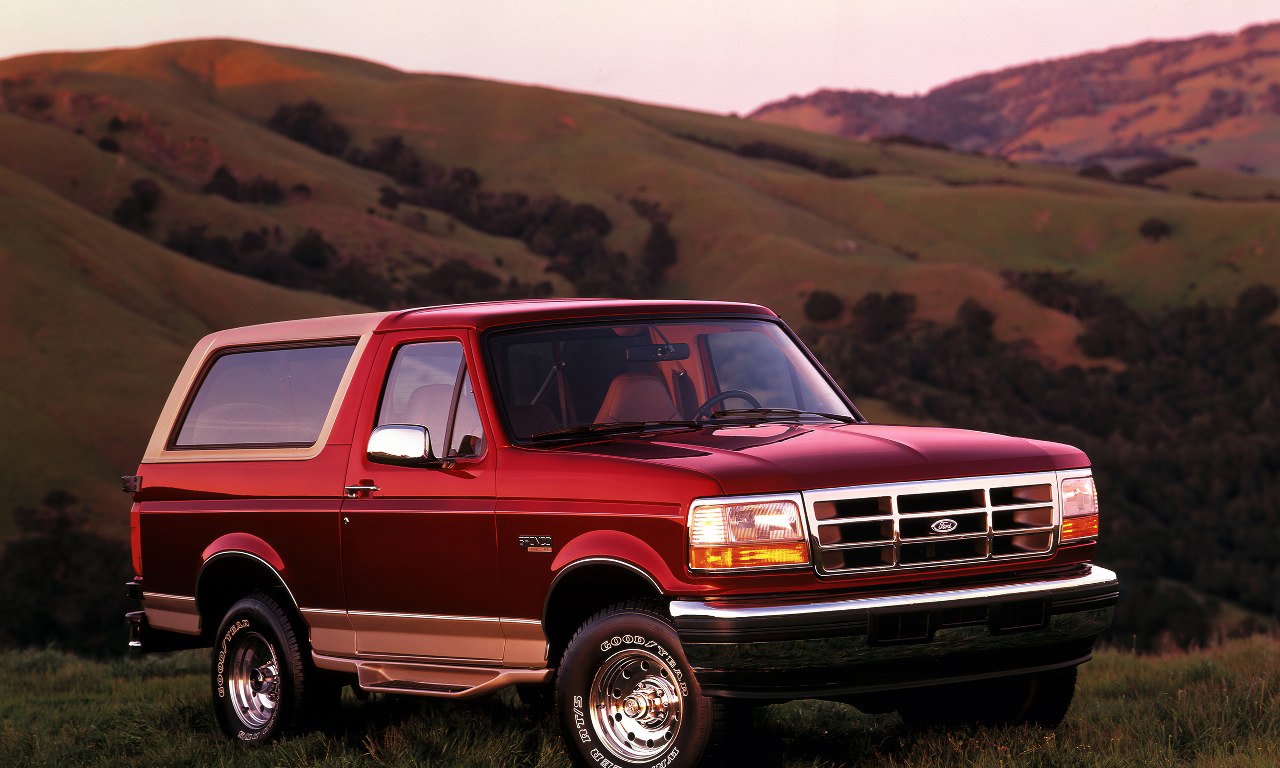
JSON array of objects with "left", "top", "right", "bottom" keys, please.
[
  {"left": 544, "top": 530, "right": 677, "bottom": 622},
  {"left": 196, "top": 533, "right": 298, "bottom": 611}
]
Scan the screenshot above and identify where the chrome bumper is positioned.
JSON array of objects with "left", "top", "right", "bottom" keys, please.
[{"left": 670, "top": 565, "right": 1119, "bottom": 699}]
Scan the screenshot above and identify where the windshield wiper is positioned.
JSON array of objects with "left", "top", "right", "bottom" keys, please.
[
  {"left": 707, "top": 408, "right": 857, "bottom": 424},
  {"left": 531, "top": 420, "right": 702, "bottom": 440}
]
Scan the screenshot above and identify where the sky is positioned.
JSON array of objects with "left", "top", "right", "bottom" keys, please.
[{"left": 3, "top": 0, "right": 1278, "bottom": 114}]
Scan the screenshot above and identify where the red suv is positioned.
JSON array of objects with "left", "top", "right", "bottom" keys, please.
[{"left": 125, "top": 299, "right": 1117, "bottom": 767}]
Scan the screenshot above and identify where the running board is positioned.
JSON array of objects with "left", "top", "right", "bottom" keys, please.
[{"left": 314, "top": 654, "right": 551, "bottom": 699}]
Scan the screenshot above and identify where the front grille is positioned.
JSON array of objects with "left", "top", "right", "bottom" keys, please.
[{"left": 803, "top": 472, "right": 1060, "bottom": 575}]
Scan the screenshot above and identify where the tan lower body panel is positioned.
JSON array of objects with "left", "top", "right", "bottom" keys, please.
[
  {"left": 310, "top": 612, "right": 549, "bottom": 697},
  {"left": 143, "top": 593, "right": 200, "bottom": 634},
  {"left": 347, "top": 610, "right": 506, "bottom": 661},
  {"left": 501, "top": 618, "right": 549, "bottom": 668},
  {"left": 326, "top": 657, "right": 552, "bottom": 698},
  {"left": 301, "top": 608, "right": 357, "bottom": 656}
]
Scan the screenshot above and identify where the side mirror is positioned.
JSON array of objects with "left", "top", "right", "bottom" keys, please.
[{"left": 367, "top": 424, "right": 436, "bottom": 467}]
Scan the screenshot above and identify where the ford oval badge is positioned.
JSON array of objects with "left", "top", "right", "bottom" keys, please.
[{"left": 930, "top": 518, "right": 958, "bottom": 534}]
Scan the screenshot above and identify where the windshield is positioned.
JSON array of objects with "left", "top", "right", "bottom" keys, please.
[{"left": 486, "top": 318, "right": 857, "bottom": 440}]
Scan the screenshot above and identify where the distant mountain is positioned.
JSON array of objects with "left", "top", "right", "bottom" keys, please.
[
  {"left": 1, "top": 39, "right": 1279, "bottom": 522},
  {"left": 751, "top": 22, "right": 1280, "bottom": 176}
]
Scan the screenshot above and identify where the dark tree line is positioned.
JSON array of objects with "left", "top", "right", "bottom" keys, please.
[
  {"left": 202, "top": 165, "right": 285, "bottom": 204},
  {"left": 807, "top": 277, "right": 1280, "bottom": 650},
  {"left": 0, "top": 492, "right": 131, "bottom": 656},
  {"left": 163, "top": 222, "right": 549, "bottom": 309},
  {"left": 675, "top": 133, "right": 877, "bottom": 179}
]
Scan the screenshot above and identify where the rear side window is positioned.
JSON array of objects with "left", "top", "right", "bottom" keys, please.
[{"left": 174, "top": 342, "right": 355, "bottom": 448}]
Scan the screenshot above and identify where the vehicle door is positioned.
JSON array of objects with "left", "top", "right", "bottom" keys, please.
[{"left": 340, "top": 331, "right": 500, "bottom": 661}]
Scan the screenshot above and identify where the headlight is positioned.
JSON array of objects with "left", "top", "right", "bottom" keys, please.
[
  {"left": 688, "top": 496, "right": 810, "bottom": 570},
  {"left": 1060, "top": 476, "right": 1099, "bottom": 541}
]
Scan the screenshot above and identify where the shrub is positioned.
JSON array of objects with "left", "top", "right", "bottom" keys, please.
[
  {"left": 1119, "top": 156, "right": 1197, "bottom": 185},
  {"left": 96, "top": 136, "right": 120, "bottom": 153},
  {"left": 112, "top": 178, "right": 162, "bottom": 231},
  {"left": 288, "top": 228, "right": 336, "bottom": 270},
  {"left": 0, "top": 491, "right": 132, "bottom": 656},
  {"left": 639, "top": 221, "right": 678, "bottom": 291},
  {"left": 164, "top": 225, "right": 237, "bottom": 270},
  {"left": 852, "top": 291, "right": 916, "bottom": 341},
  {"left": 1078, "top": 163, "right": 1114, "bottom": 181},
  {"left": 1233, "top": 284, "right": 1279, "bottom": 325},
  {"left": 878, "top": 134, "right": 950, "bottom": 151},
  {"left": 203, "top": 166, "right": 284, "bottom": 204},
  {"left": 956, "top": 298, "right": 995, "bottom": 339},
  {"left": 804, "top": 290, "right": 844, "bottom": 323},
  {"left": 267, "top": 100, "right": 351, "bottom": 156},
  {"left": 1139, "top": 217, "right": 1173, "bottom": 241},
  {"left": 203, "top": 165, "right": 241, "bottom": 201}
]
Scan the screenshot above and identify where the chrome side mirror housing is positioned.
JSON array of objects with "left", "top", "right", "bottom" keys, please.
[{"left": 367, "top": 424, "right": 435, "bottom": 467}]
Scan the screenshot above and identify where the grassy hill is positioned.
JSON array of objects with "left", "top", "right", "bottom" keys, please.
[
  {"left": 0, "top": 38, "right": 1278, "bottom": 528},
  {"left": 751, "top": 21, "right": 1280, "bottom": 176},
  {"left": 0, "top": 164, "right": 360, "bottom": 534},
  {"left": 1, "top": 635, "right": 1276, "bottom": 766}
]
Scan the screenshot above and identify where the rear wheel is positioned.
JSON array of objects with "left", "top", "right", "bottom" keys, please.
[
  {"left": 555, "top": 601, "right": 714, "bottom": 768},
  {"left": 898, "top": 666, "right": 1078, "bottom": 729},
  {"left": 211, "top": 592, "right": 336, "bottom": 742}
]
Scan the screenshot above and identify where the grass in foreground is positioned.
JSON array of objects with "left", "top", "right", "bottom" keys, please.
[{"left": 0, "top": 635, "right": 1276, "bottom": 767}]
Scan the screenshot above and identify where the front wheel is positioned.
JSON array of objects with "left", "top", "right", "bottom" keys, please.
[{"left": 555, "top": 601, "right": 714, "bottom": 768}]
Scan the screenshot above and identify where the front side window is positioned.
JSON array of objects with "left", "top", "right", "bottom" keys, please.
[
  {"left": 487, "top": 318, "right": 855, "bottom": 440},
  {"left": 174, "top": 342, "right": 355, "bottom": 448},
  {"left": 377, "top": 341, "right": 485, "bottom": 458}
]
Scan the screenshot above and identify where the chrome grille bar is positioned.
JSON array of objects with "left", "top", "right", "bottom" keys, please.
[{"left": 802, "top": 471, "right": 1074, "bottom": 576}]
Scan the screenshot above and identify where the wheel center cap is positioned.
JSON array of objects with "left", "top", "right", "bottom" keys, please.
[
  {"left": 622, "top": 696, "right": 646, "bottom": 718},
  {"left": 249, "top": 663, "right": 278, "bottom": 695}
]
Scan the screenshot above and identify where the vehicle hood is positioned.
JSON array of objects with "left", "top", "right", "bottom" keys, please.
[{"left": 560, "top": 423, "right": 1089, "bottom": 495}]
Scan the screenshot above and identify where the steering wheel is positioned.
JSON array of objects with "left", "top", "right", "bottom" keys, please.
[{"left": 693, "top": 390, "right": 762, "bottom": 421}]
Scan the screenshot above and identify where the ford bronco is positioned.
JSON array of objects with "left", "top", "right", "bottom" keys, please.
[{"left": 125, "top": 298, "right": 1117, "bottom": 767}]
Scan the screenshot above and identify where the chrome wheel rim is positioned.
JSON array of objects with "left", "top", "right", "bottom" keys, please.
[
  {"left": 589, "top": 648, "right": 682, "bottom": 761},
  {"left": 228, "top": 631, "right": 280, "bottom": 730}
]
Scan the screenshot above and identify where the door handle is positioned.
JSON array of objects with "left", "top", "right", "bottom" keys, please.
[{"left": 344, "top": 484, "right": 380, "bottom": 498}]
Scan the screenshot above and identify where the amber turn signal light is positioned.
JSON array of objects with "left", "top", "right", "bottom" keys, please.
[
  {"left": 1061, "top": 514, "right": 1099, "bottom": 541},
  {"left": 690, "top": 541, "right": 810, "bottom": 570}
]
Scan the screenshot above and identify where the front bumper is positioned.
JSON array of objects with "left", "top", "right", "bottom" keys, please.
[{"left": 670, "top": 565, "right": 1119, "bottom": 699}]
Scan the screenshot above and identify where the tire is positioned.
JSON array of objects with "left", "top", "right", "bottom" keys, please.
[
  {"left": 898, "top": 666, "right": 1078, "bottom": 729},
  {"left": 516, "top": 682, "right": 556, "bottom": 718},
  {"left": 1019, "top": 666, "right": 1077, "bottom": 727},
  {"left": 555, "top": 601, "right": 714, "bottom": 768},
  {"left": 211, "top": 591, "right": 330, "bottom": 743}
]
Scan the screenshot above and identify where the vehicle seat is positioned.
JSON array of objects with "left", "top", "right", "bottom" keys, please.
[
  {"left": 594, "top": 373, "right": 680, "bottom": 423},
  {"left": 185, "top": 402, "right": 294, "bottom": 445},
  {"left": 403, "top": 383, "right": 454, "bottom": 446}
]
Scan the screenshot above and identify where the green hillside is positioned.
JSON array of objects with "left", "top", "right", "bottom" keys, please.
[
  {"left": 1, "top": 37, "right": 1278, "bottom": 529},
  {"left": 3, "top": 39, "right": 1278, "bottom": 328},
  {"left": 0, "top": 165, "right": 360, "bottom": 531}
]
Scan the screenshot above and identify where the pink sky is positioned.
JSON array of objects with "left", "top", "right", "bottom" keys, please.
[{"left": 3, "top": 0, "right": 1277, "bottom": 113}]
